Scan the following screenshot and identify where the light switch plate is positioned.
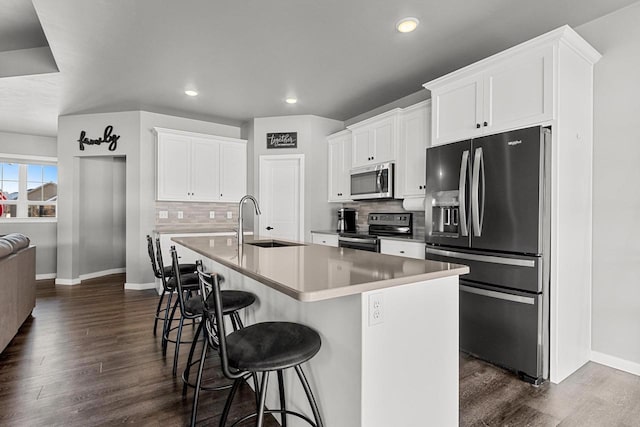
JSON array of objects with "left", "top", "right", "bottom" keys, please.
[
  {"left": 177, "top": 211, "right": 184, "bottom": 219},
  {"left": 158, "top": 211, "right": 168, "bottom": 219},
  {"left": 226, "top": 211, "right": 233, "bottom": 219},
  {"left": 209, "top": 211, "right": 216, "bottom": 219}
]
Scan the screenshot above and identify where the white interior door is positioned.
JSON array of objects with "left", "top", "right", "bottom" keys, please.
[{"left": 259, "top": 155, "right": 304, "bottom": 240}]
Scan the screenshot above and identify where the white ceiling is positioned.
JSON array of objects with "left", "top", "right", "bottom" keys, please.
[{"left": 1, "top": 0, "right": 638, "bottom": 137}]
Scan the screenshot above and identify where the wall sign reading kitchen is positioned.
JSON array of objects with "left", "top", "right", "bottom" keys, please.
[
  {"left": 267, "top": 132, "right": 297, "bottom": 149},
  {"left": 78, "top": 125, "right": 121, "bottom": 151}
]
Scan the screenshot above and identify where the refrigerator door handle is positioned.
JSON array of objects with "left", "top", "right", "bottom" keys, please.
[
  {"left": 460, "top": 284, "right": 535, "bottom": 305},
  {"left": 472, "top": 147, "right": 485, "bottom": 236},
  {"left": 426, "top": 247, "right": 536, "bottom": 267},
  {"left": 459, "top": 150, "right": 470, "bottom": 236}
]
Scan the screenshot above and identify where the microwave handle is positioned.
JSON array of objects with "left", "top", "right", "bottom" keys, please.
[{"left": 376, "top": 170, "right": 382, "bottom": 193}]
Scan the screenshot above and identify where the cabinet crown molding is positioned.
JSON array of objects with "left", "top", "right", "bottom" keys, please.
[
  {"left": 327, "top": 129, "right": 352, "bottom": 139},
  {"left": 423, "top": 25, "right": 601, "bottom": 91},
  {"left": 346, "top": 108, "right": 401, "bottom": 130},
  {"left": 152, "top": 127, "right": 246, "bottom": 144}
]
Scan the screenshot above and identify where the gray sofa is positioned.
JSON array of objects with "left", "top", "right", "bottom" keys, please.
[{"left": 0, "top": 233, "right": 36, "bottom": 353}]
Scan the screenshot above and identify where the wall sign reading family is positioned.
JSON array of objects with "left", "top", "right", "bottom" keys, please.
[
  {"left": 267, "top": 132, "right": 297, "bottom": 149},
  {"left": 78, "top": 125, "right": 121, "bottom": 151}
]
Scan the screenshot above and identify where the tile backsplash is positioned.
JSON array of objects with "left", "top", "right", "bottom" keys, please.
[
  {"left": 343, "top": 199, "right": 425, "bottom": 238},
  {"left": 155, "top": 201, "right": 239, "bottom": 231}
]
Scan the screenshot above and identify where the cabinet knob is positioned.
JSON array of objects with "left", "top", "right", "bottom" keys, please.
[
  {"left": 483, "top": 121, "right": 488, "bottom": 127},
  {"left": 220, "top": 193, "right": 223, "bottom": 197},
  {"left": 266, "top": 226, "right": 274, "bottom": 231},
  {"left": 476, "top": 123, "right": 481, "bottom": 129},
  {"left": 399, "top": 250, "right": 405, "bottom": 254}
]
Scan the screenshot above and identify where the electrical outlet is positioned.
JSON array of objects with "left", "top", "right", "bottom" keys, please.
[
  {"left": 158, "top": 211, "right": 168, "bottom": 219},
  {"left": 209, "top": 211, "right": 216, "bottom": 219},
  {"left": 368, "top": 293, "right": 384, "bottom": 326},
  {"left": 177, "top": 211, "right": 184, "bottom": 219},
  {"left": 226, "top": 211, "right": 233, "bottom": 219}
]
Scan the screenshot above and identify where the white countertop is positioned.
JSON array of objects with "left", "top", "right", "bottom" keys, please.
[{"left": 172, "top": 236, "right": 468, "bottom": 302}]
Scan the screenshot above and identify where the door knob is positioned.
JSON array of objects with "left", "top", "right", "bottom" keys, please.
[{"left": 266, "top": 226, "right": 274, "bottom": 230}]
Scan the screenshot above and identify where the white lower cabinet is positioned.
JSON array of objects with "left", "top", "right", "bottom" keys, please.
[
  {"left": 380, "top": 239, "right": 425, "bottom": 260},
  {"left": 311, "top": 232, "right": 339, "bottom": 247}
]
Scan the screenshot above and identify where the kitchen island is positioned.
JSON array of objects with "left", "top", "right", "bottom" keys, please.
[{"left": 172, "top": 235, "right": 468, "bottom": 427}]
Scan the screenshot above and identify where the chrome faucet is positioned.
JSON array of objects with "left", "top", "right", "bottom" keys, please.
[{"left": 238, "top": 195, "right": 261, "bottom": 246}]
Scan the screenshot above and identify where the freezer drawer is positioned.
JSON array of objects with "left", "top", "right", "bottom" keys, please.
[
  {"left": 459, "top": 281, "right": 545, "bottom": 383},
  {"left": 426, "top": 246, "right": 542, "bottom": 293}
]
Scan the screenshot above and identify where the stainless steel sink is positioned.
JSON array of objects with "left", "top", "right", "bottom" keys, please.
[{"left": 245, "top": 240, "right": 305, "bottom": 248}]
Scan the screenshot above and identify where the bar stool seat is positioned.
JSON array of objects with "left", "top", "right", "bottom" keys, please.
[
  {"left": 164, "top": 263, "right": 196, "bottom": 277},
  {"left": 227, "top": 322, "right": 321, "bottom": 372},
  {"left": 167, "top": 272, "right": 200, "bottom": 290},
  {"left": 184, "top": 291, "right": 256, "bottom": 316}
]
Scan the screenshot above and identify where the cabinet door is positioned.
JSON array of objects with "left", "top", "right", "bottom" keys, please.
[
  {"left": 432, "top": 76, "right": 483, "bottom": 146},
  {"left": 339, "top": 136, "right": 352, "bottom": 200},
  {"left": 328, "top": 139, "right": 344, "bottom": 202},
  {"left": 311, "top": 233, "right": 339, "bottom": 247},
  {"left": 157, "top": 134, "right": 191, "bottom": 201},
  {"left": 190, "top": 138, "right": 220, "bottom": 202},
  {"left": 351, "top": 129, "right": 372, "bottom": 168},
  {"left": 219, "top": 141, "right": 247, "bottom": 202},
  {"left": 398, "top": 102, "right": 430, "bottom": 198},
  {"left": 380, "top": 239, "right": 425, "bottom": 260},
  {"left": 484, "top": 47, "right": 553, "bottom": 133},
  {"left": 328, "top": 135, "right": 352, "bottom": 202},
  {"left": 371, "top": 118, "right": 395, "bottom": 163}
]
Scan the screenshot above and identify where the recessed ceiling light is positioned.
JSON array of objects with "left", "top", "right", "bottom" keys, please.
[
  {"left": 285, "top": 97, "right": 298, "bottom": 104},
  {"left": 396, "top": 17, "right": 419, "bottom": 33},
  {"left": 184, "top": 90, "right": 198, "bottom": 97}
]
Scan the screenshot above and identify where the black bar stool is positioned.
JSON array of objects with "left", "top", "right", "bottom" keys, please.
[
  {"left": 199, "top": 269, "right": 324, "bottom": 427},
  {"left": 146, "top": 235, "right": 197, "bottom": 336},
  {"left": 156, "top": 239, "right": 201, "bottom": 358},
  {"left": 173, "top": 258, "right": 256, "bottom": 427}
]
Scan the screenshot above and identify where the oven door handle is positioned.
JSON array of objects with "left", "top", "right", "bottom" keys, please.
[{"left": 339, "top": 237, "right": 378, "bottom": 245}]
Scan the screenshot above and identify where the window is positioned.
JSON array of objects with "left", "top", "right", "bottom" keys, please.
[{"left": 0, "top": 162, "right": 58, "bottom": 219}]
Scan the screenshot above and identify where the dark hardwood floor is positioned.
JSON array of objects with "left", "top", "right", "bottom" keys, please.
[
  {"left": 0, "top": 275, "right": 277, "bottom": 426},
  {"left": 1, "top": 277, "right": 639, "bottom": 426}
]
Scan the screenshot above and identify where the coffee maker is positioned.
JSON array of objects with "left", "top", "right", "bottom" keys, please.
[{"left": 337, "top": 208, "right": 357, "bottom": 233}]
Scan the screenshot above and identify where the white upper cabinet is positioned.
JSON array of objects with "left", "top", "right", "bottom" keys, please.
[
  {"left": 431, "top": 76, "right": 484, "bottom": 145},
  {"left": 219, "top": 141, "right": 247, "bottom": 201},
  {"left": 155, "top": 127, "right": 247, "bottom": 202},
  {"left": 426, "top": 41, "right": 554, "bottom": 146},
  {"left": 347, "top": 109, "right": 400, "bottom": 168},
  {"left": 190, "top": 137, "right": 221, "bottom": 202},
  {"left": 397, "top": 100, "right": 431, "bottom": 199},
  {"left": 327, "top": 130, "right": 352, "bottom": 202}
]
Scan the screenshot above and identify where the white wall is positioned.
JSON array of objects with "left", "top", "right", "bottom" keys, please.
[
  {"left": 577, "top": 3, "right": 640, "bottom": 370},
  {"left": 56, "top": 110, "right": 243, "bottom": 286},
  {"left": 78, "top": 156, "right": 126, "bottom": 277},
  {"left": 57, "top": 111, "right": 140, "bottom": 285},
  {"left": 251, "top": 115, "right": 343, "bottom": 241},
  {"left": 0, "top": 131, "right": 58, "bottom": 277}
]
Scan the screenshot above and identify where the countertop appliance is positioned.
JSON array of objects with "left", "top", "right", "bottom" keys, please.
[
  {"left": 350, "top": 162, "right": 394, "bottom": 200},
  {"left": 424, "top": 126, "right": 550, "bottom": 384},
  {"left": 337, "top": 208, "right": 357, "bottom": 233},
  {"left": 339, "top": 212, "right": 412, "bottom": 252}
]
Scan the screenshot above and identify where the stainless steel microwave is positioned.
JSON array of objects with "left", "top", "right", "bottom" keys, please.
[{"left": 350, "top": 162, "right": 394, "bottom": 200}]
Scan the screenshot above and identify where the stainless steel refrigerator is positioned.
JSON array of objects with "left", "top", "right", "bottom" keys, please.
[{"left": 425, "top": 125, "right": 550, "bottom": 384}]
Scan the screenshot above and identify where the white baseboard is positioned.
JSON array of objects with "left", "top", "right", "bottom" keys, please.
[
  {"left": 55, "top": 278, "right": 81, "bottom": 286},
  {"left": 55, "top": 268, "right": 126, "bottom": 286},
  {"left": 78, "top": 268, "right": 126, "bottom": 281},
  {"left": 591, "top": 351, "right": 640, "bottom": 377},
  {"left": 124, "top": 282, "right": 156, "bottom": 290},
  {"left": 36, "top": 273, "right": 56, "bottom": 280}
]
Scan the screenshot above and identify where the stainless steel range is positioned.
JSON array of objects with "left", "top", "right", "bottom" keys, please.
[{"left": 338, "top": 213, "right": 412, "bottom": 252}]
